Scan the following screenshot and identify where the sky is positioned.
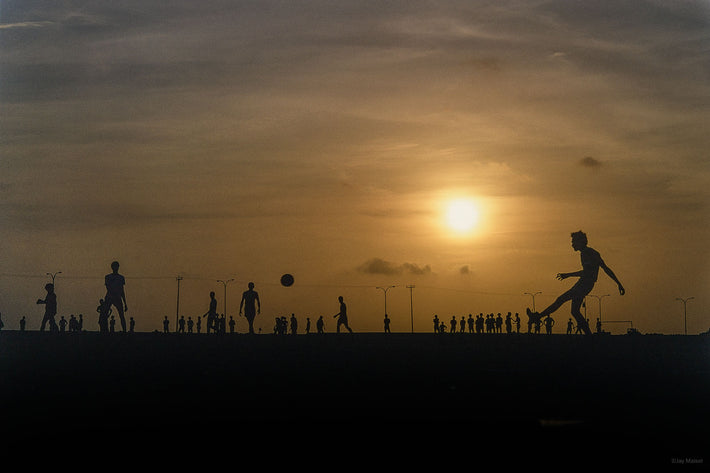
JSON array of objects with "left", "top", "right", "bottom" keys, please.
[{"left": 1, "top": 0, "right": 708, "bottom": 334}]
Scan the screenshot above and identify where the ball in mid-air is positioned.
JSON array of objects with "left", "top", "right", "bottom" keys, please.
[{"left": 280, "top": 273, "right": 294, "bottom": 287}]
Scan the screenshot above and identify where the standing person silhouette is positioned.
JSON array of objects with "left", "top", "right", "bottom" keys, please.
[
  {"left": 333, "top": 296, "right": 353, "bottom": 333},
  {"left": 37, "top": 283, "right": 58, "bottom": 331},
  {"left": 204, "top": 291, "right": 218, "bottom": 333},
  {"left": 527, "top": 231, "right": 625, "bottom": 335},
  {"left": 105, "top": 261, "right": 128, "bottom": 332},
  {"left": 239, "top": 282, "right": 261, "bottom": 334}
]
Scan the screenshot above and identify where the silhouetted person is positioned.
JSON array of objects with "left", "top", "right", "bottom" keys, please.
[
  {"left": 59, "top": 316, "right": 67, "bottom": 332},
  {"left": 229, "top": 316, "right": 235, "bottom": 333},
  {"left": 0, "top": 312, "right": 4, "bottom": 331},
  {"left": 163, "top": 316, "right": 170, "bottom": 333},
  {"left": 129, "top": 317, "right": 135, "bottom": 332},
  {"left": 527, "top": 231, "right": 625, "bottom": 335},
  {"left": 596, "top": 318, "right": 602, "bottom": 334},
  {"left": 240, "top": 282, "right": 261, "bottom": 334},
  {"left": 204, "top": 291, "right": 218, "bottom": 333},
  {"left": 433, "top": 315, "right": 440, "bottom": 333},
  {"left": 37, "top": 283, "right": 58, "bottom": 332},
  {"left": 467, "top": 314, "right": 474, "bottom": 333},
  {"left": 317, "top": 316, "right": 325, "bottom": 333},
  {"left": 567, "top": 318, "right": 574, "bottom": 334},
  {"left": 109, "top": 315, "right": 116, "bottom": 333},
  {"left": 384, "top": 314, "right": 391, "bottom": 333},
  {"left": 97, "top": 298, "right": 111, "bottom": 333},
  {"left": 544, "top": 316, "right": 555, "bottom": 335},
  {"left": 178, "top": 316, "right": 186, "bottom": 333},
  {"left": 514, "top": 313, "right": 521, "bottom": 333},
  {"left": 105, "top": 261, "right": 128, "bottom": 332},
  {"left": 290, "top": 314, "right": 298, "bottom": 334},
  {"left": 306, "top": 317, "right": 311, "bottom": 334},
  {"left": 505, "top": 312, "right": 512, "bottom": 334},
  {"left": 20, "top": 316, "right": 26, "bottom": 332},
  {"left": 333, "top": 296, "right": 353, "bottom": 333}
]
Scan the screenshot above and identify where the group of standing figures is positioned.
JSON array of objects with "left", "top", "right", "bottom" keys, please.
[
  {"left": 35, "top": 262, "right": 355, "bottom": 335},
  {"left": 37, "top": 261, "right": 128, "bottom": 333},
  {"left": 31, "top": 231, "right": 625, "bottom": 337}
]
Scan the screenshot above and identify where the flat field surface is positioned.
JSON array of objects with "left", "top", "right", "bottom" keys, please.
[{"left": 1, "top": 332, "right": 708, "bottom": 467}]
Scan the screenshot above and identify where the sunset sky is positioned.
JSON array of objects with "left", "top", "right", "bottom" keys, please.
[{"left": 1, "top": 0, "right": 708, "bottom": 334}]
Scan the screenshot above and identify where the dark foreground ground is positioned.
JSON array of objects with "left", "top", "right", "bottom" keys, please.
[{"left": 1, "top": 331, "right": 708, "bottom": 468}]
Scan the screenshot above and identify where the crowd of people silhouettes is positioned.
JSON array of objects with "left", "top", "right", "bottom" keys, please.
[{"left": 6, "top": 233, "right": 624, "bottom": 336}]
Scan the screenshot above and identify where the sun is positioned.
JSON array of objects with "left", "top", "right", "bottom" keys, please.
[{"left": 444, "top": 198, "right": 480, "bottom": 234}]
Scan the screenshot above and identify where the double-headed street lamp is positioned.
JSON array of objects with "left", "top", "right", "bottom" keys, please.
[
  {"left": 46, "top": 271, "right": 62, "bottom": 286},
  {"left": 217, "top": 278, "right": 235, "bottom": 318},
  {"left": 524, "top": 291, "right": 541, "bottom": 311},
  {"left": 588, "top": 294, "right": 610, "bottom": 332},
  {"left": 676, "top": 297, "right": 694, "bottom": 335},
  {"left": 376, "top": 286, "right": 396, "bottom": 319}
]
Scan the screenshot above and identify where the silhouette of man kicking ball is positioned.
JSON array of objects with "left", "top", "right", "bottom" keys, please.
[{"left": 527, "top": 231, "right": 625, "bottom": 335}]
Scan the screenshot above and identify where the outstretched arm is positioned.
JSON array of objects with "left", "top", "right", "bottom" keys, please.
[{"left": 601, "top": 262, "right": 625, "bottom": 295}]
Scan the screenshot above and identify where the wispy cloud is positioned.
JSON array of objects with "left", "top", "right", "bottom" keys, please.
[{"left": 0, "top": 21, "right": 53, "bottom": 29}]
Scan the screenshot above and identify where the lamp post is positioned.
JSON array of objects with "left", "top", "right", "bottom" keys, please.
[
  {"left": 524, "top": 291, "right": 541, "bottom": 311},
  {"left": 217, "top": 278, "right": 235, "bottom": 318},
  {"left": 175, "top": 276, "right": 183, "bottom": 331},
  {"left": 376, "top": 285, "right": 396, "bottom": 320},
  {"left": 675, "top": 297, "right": 694, "bottom": 335},
  {"left": 406, "top": 285, "right": 415, "bottom": 333},
  {"left": 589, "top": 294, "right": 610, "bottom": 332},
  {"left": 46, "top": 271, "right": 62, "bottom": 287}
]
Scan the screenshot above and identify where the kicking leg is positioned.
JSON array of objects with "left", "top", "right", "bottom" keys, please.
[
  {"left": 571, "top": 297, "right": 591, "bottom": 335},
  {"left": 527, "top": 291, "right": 572, "bottom": 324}
]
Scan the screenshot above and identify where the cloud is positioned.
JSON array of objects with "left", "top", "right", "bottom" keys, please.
[
  {"left": 0, "top": 21, "right": 54, "bottom": 29},
  {"left": 579, "top": 156, "right": 602, "bottom": 168},
  {"left": 358, "top": 258, "right": 431, "bottom": 276}
]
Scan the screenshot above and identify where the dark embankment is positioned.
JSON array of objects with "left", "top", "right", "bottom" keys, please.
[{"left": 1, "top": 331, "right": 707, "bottom": 467}]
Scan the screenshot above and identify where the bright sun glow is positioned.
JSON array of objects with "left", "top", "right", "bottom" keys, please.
[{"left": 444, "top": 198, "right": 480, "bottom": 234}]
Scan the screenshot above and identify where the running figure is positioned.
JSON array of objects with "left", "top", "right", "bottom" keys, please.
[
  {"left": 527, "top": 231, "right": 624, "bottom": 335},
  {"left": 333, "top": 296, "right": 353, "bottom": 333},
  {"left": 105, "top": 261, "right": 128, "bottom": 332},
  {"left": 239, "top": 282, "right": 261, "bottom": 334}
]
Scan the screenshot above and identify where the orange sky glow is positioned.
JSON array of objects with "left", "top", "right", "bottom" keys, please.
[{"left": 1, "top": 1, "right": 708, "bottom": 334}]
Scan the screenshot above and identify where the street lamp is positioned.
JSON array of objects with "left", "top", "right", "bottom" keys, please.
[
  {"left": 376, "top": 285, "right": 396, "bottom": 319},
  {"left": 406, "top": 285, "right": 415, "bottom": 333},
  {"left": 46, "top": 271, "right": 62, "bottom": 286},
  {"left": 175, "top": 276, "right": 183, "bottom": 331},
  {"left": 676, "top": 297, "right": 694, "bottom": 335},
  {"left": 217, "top": 279, "right": 235, "bottom": 318},
  {"left": 524, "top": 291, "right": 541, "bottom": 311},
  {"left": 589, "top": 294, "right": 610, "bottom": 332}
]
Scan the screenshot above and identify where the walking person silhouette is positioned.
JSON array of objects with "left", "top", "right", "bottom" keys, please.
[
  {"left": 104, "top": 261, "right": 128, "bottom": 332},
  {"left": 333, "top": 296, "right": 353, "bottom": 333},
  {"left": 204, "top": 291, "right": 218, "bottom": 333},
  {"left": 37, "top": 283, "right": 58, "bottom": 331},
  {"left": 239, "top": 282, "right": 261, "bottom": 334},
  {"left": 527, "top": 231, "right": 625, "bottom": 335}
]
